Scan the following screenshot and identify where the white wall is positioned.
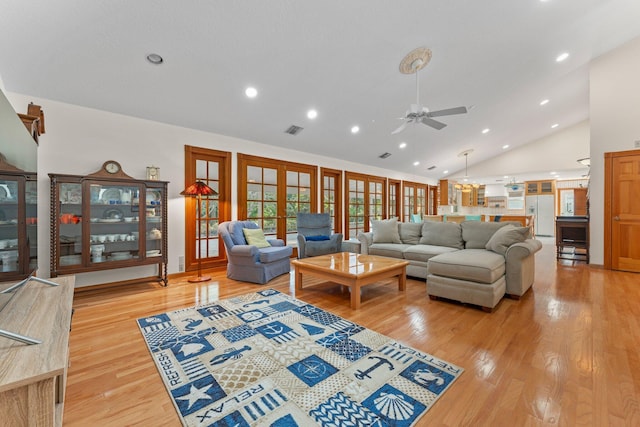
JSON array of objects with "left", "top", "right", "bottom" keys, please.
[
  {"left": 452, "top": 120, "right": 590, "bottom": 181},
  {"left": 6, "top": 92, "right": 437, "bottom": 286},
  {"left": 0, "top": 88, "right": 38, "bottom": 171},
  {"left": 589, "top": 36, "right": 640, "bottom": 265}
]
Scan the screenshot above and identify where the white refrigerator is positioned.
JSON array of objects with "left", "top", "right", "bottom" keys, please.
[{"left": 525, "top": 195, "right": 555, "bottom": 236}]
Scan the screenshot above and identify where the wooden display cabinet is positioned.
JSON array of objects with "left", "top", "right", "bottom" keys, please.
[
  {"left": 49, "top": 163, "right": 168, "bottom": 285},
  {"left": 0, "top": 160, "right": 37, "bottom": 281}
]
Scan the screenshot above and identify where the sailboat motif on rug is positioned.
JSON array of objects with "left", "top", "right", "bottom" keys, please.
[{"left": 137, "top": 289, "right": 463, "bottom": 426}]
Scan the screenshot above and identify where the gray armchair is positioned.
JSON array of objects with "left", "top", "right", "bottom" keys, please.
[
  {"left": 219, "top": 221, "right": 292, "bottom": 284},
  {"left": 296, "top": 213, "right": 343, "bottom": 258}
]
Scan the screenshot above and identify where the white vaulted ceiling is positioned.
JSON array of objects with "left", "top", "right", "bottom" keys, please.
[{"left": 1, "top": 1, "right": 640, "bottom": 180}]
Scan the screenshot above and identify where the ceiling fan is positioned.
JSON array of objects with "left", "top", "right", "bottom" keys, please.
[{"left": 392, "top": 47, "right": 468, "bottom": 135}]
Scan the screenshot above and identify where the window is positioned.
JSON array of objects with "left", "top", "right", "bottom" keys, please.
[{"left": 184, "top": 146, "right": 231, "bottom": 271}]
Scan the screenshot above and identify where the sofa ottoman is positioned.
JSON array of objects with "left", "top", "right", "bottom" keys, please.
[{"left": 427, "top": 249, "right": 507, "bottom": 311}]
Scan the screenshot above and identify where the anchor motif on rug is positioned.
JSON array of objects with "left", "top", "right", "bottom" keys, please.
[
  {"left": 355, "top": 356, "right": 394, "bottom": 380},
  {"left": 210, "top": 345, "right": 251, "bottom": 365}
]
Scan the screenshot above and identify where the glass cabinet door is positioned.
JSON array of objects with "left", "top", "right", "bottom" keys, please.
[
  {"left": 144, "top": 185, "right": 164, "bottom": 259},
  {"left": 26, "top": 178, "right": 37, "bottom": 272},
  {"left": 58, "top": 182, "right": 83, "bottom": 267},
  {"left": 89, "top": 183, "right": 141, "bottom": 264},
  {"left": 0, "top": 176, "right": 19, "bottom": 273}
]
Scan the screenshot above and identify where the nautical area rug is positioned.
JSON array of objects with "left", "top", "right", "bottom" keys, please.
[{"left": 137, "top": 289, "right": 463, "bottom": 426}]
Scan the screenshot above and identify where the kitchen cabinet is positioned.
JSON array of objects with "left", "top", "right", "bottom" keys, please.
[
  {"left": 49, "top": 162, "right": 168, "bottom": 285},
  {"left": 525, "top": 180, "right": 556, "bottom": 195}
]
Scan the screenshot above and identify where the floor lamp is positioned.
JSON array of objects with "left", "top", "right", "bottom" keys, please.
[{"left": 181, "top": 181, "right": 217, "bottom": 283}]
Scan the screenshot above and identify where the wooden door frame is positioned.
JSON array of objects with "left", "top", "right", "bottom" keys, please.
[
  {"left": 387, "top": 179, "right": 401, "bottom": 219},
  {"left": 184, "top": 146, "right": 232, "bottom": 271},
  {"left": 320, "top": 167, "right": 343, "bottom": 234},
  {"left": 604, "top": 148, "right": 640, "bottom": 270}
]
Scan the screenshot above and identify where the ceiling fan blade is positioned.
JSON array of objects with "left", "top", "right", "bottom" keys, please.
[
  {"left": 420, "top": 117, "right": 447, "bottom": 130},
  {"left": 427, "top": 106, "right": 467, "bottom": 117},
  {"left": 391, "top": 121, "right": 409, "bottom": 135}
]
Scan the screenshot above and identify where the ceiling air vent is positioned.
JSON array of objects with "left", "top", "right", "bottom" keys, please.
[
  {"left": 427, "top": 165, "right": 436, "bottom": 170},
  {"left": 284, "top": 125, "right": 304, "bottom": 135},
  {"left": 379, "top": 152, "right": 391, "bottom": 159}
]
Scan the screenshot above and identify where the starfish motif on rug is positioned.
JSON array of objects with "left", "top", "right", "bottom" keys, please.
[{"left": 176, "top": 383, "right": 213, "bottom": 409}]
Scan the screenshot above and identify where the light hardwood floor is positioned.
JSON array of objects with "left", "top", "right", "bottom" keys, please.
[{"left": 64, "top": 241, "right": 640, "bottom": 426}]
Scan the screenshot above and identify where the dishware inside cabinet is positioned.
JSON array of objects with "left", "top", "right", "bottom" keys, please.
[
  {"left": 89, "top": 183, "right": 141, "bottom": 264},
  {"left": 0, "top": 171, "right": 36, "bottom": 280}
]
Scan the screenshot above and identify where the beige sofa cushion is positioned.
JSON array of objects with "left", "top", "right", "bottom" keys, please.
[
  {"left": 403, "top": 244, "right": 458, "bottom": 262},
  {"left": 398, "top": 222, "right": 422, "bottom": 245},
  {"left": 485, "top": 225, "right": 530, "bottom": 255},
  {"left": 372, "top": 218, "right": 401, "bottom": 243},
  {"left": 369, "top": 243, "right": 412, "bottom": 258},
  {"left": 428, "top": 249, "right": 505, "bottom": 284},
  {"left": 419, "top": 221, "right": 464, "bottom": 249},
  {"left": 461, "top": 221, "right": 509, "bottom": 249}
]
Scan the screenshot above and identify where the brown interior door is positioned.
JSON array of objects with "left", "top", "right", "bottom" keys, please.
[{"left": 606, "top": 150, "right": 640, "bottom": 272}]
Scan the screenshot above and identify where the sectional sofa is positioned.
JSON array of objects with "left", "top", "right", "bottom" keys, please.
[{"left": 357, "top": 218, "right": 542, "bottom": 311}]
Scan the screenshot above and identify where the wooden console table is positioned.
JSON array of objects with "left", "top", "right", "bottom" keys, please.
[
  {"left": 556, "top": 216, "right": 589, "bottom": 262},
  {"left": 0, "top": 276, "right": 74, "bottom": 426}
]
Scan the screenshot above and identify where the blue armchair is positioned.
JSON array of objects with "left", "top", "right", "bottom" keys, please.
[
  {"left": 296, "top": 213, "right": 343, "bottom": 259},
  {"left": 219, "top": 221, "right": 292, "bottom": 284}
]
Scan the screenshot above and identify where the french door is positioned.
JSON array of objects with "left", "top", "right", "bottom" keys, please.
[
  {"left": 403, "top": 181, "right": 428, "bottom": 222},
  {"left": 184, "top": 146, "right": 231, "bottom": 271},
  {"left": 388, "top": 179, "right": 401, "bottom": 219},
  {"left": 345, "top": 172, "right": 386, "bottom": 239},
  {"left": 321, "top": 168, "right": 342, "bottom": 234},
  {"left": 238, "top": 154, "right": 317, "bottom": 253}
]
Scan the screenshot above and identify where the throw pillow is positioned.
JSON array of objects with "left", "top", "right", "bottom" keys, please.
[
  {"left": 372, "top": 218, "right": 401, "bottom": 244},
  {"left": 399, "top": 222, "right": 422, "bottom": 245},
  {"left": 243, "top": 228, "right": 272, "bottom": 248},
  {"left": 305, "top": 235, "right": 331, "bottom": 241},
  {"left": 419, "top": 221, "right": 464, "bottom": 249},
  {"left": 485, "top": 225, "right": 530, "bottom": 255}
]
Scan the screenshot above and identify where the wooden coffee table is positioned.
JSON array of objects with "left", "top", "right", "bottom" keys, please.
[{"left": 291, "top": 252, "right": 409, "bottom": 309}]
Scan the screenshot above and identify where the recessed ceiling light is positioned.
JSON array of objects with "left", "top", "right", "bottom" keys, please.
[
  {"left": 482, "top": 128, "right": 490, "bottom": 134},
  {"left": 503, "top": 175, "right": 509, "bottom": 179},
  {"left": 399, "top": 142, "right": 407, "bottom": 149},
  {"left": 245, "top": 87, "right": 258, "bottom": 98},
  {"left": 351, "top": 126, "right": 360, "bottom": 134},
  {"left": 443, "top": 170, "right": 449, "bottom": 174},
  {"left": 146, "top": 53, "right": 163, "bottom": 65},
  {"left": 307, "top": 109, "right": 318, "bottom": 119},
  {"left": 502, "top": 144, "right": 509, "bottom": 149},
  {"left": 550, "top": 171, "right": 556, "bottom": 175},
  {"left": 551, "top": 123, "right": 559, "bottom": 128},
  {"left": 413, "top": 161, "right": 420, "bottom": 166},
  {"left": 556, "top": 52, "right": 569, "bottom": 62},
  {"left": 540, "top": 99, "right": 549, "bottom": 106}
]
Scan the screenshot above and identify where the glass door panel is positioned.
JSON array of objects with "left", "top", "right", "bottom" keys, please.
[
  {"left": 25, "top": 178, "right": 37, "bottom": 271},
  {"left": 246, "top": 165, "right": 279, "bottom": 239},
  {"left": 0, "top": 177, "right": 19, "bottom": 273},
  {"left": 58, "top": 182, "right": 83, "bottom": 267},
  {"left": 145, "top": 184, "right": 164, "bottom": 260},
  {"left": 89, "top": 183, "right": 141, "bottom": 264}
]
